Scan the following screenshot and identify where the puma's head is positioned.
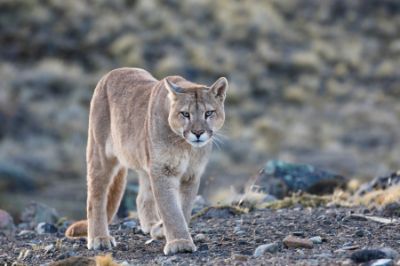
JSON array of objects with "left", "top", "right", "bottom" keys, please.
[{"left": 165, "top": 77, "right": 228, "bottom": 148}]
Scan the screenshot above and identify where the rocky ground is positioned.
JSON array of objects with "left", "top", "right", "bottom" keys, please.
[
  {"left": 1, "top": 0, "right": 400, "bottom": 219},
  {"left": 1, "top": 202, "right": 400, "bottom": 265}
]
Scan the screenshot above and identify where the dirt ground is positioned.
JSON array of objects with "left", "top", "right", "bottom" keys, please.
[{"left": 1, "top": 205, "right": 399, "bottom": 265}]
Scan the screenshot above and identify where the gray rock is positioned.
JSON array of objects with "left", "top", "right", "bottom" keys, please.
[
  {"left": 253, "top": 242, "right": 280, "bottom": 257},
  {"left": 194, "top": 233, "right": 206, "bottom": 242},
  {"left": 356, "top": 171, "right": 400, "bottom": 196},
  {"left": 18, "top": 230, "right": 35, "bottom": 237},
  {"left": 0, "top": 209, "right": 15, "bottom": 236},
  {"left": 122, "top": 220, "right": 137, "bottom": 229},
  {"left": 44, "top": 244, "right": 54, "bottom": 253},
  {"left": 36, "top": 222, "right": 57, "bottom": 234},
  {"left": 247, "top": 160, "right": 347, "bottom": 199},
  {"left": 309, "top": 236, "right": 323, "bottom": 244}
]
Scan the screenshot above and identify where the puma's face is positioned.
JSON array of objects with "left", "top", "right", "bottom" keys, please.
[{"left": 165, "top": 77, "right": 228, "bottom": 148}]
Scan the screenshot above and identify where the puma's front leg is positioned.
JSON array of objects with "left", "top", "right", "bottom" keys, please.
[{"left": 150, "top": 172, "right": 196, "bottom": 255}]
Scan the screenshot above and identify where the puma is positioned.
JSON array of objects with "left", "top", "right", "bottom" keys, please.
[{"left": 65, "top": 68, "right": 228, "bottom": 255}]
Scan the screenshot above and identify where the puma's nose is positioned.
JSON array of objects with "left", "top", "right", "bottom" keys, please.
[{"left": 191, "top": 130, "right": 205, "bottom": 139}]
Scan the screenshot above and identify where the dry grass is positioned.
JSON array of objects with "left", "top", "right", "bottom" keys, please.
[
  {"left": 260, "top": 193, "right": 331, "bottom": 209},
  {"left": 351, "top": 185, "right": 400, "bottom": 207},
  {"left": 209, "top": 181, "right": 400, "bottom": 212},
  {"left": 95, "top": 254, "right": 121, "bottom": 266}
]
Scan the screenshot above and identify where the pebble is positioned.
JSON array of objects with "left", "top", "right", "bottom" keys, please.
[
  {"left": 194, "top": 233, "right": 206, "bottom": 242},
  {"left": 254, "top": 242, "right": 280, "bottom": 257},
  {"left": 122, "top": 220, "right": 137, "bottom": 229},
  {"left": 370, "top": 259, "right": 393, "bottom": 266},
  {"left": 283, "top": 235, "right": 313, "bottom": 249},
  {"left": 355, "top": 229, "right": 365, "bottom": 237},
  {"left": 0, "top": 209, "right": 15, "bottom": 235},
  {"left": 44, "top": 244, "right": 54, "bottom": 253},
  {"left": 36, "top": 222, "right": 58, "bottom": 234},
  {"left": 72, "top": 243, "right": 80, "bottom": 251},
  {"left": 234, "top": 226, "right": 245, "bottom": 235},
  {"left": 309, "top": 236, "right": 323, "bottom": 244},
  {"left": 18, "top": 230, "right": 35, "bottom": 237}
]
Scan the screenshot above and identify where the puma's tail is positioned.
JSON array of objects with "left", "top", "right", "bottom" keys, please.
[{"left": 65, "top": 220, "right": 88, "bottom": 238}]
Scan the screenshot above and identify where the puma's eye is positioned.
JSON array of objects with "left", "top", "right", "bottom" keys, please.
[
  {"left": 205, "top": 110, "right": 215, "bottom": 118},
  {"left": 181, "top": 112, "right": 190, "bottom": 118}
]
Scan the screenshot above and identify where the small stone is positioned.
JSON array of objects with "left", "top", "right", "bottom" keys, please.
[
  {"left": 72, "top": 243, "right": 80, "bottom": 251},
  {"left": 370, "top": 259, "right": 393, "bottom": 266},
  {"left": 283, "top": 235, "right": 313, "bottom": 249},
  {"left": 235, "top": 230, "right": 246, "bottom": 235},
  {"left": 36, "top": 222, "right": 57, "bottom": 234},
  {"left": 44, "top": 244, "right": 54, "bottom": 253},
  {"left": 254, "top": 242, "right": 280, "bottom": 257},
  {"left": 0, "top": 209, "right": 15, "bottom": 236},
  {"left": 194, "top": 233, "right": 206, "bottom": 242},
  {"left": 18, "top": 230, "right": 35, "bottom": 237},
  {"left": 122, "top": 220, "right": 137, "bottom": 229},
  {"left": 355, "top": 229, "right": 365, "bottom": 237},
  {"left": 309, "top": 236, "right": 323, "bottom": 244},
  {"left": 234, "top": 226, "right": 245, "bottom": 235}
]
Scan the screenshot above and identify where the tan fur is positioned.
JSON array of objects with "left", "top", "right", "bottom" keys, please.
[{"left": 65, "top": 68, "right": 228, "bottom": 255}]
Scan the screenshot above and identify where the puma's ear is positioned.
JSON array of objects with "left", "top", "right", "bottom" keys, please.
[
  {"left": 164, "top": 79, "right": 185, "bottom": 96},
  {"left": 210, "top": 77, "right": 228, "bottom": 101}
]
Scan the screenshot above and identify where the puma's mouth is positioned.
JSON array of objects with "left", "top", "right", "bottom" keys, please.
[
  {"left": 189, "top": 140, "right": 209, "bottom": 147},
  {"left": 187, "top": 137, "right": 211, "bottom": 147}
]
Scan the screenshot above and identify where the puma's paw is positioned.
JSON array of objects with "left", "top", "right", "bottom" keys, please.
[
  {"left": 163, "top": 239, "right": 197, "bottom": 255},
  {"left": 150, "top": 221, "right": 164, "bottom": 239},
  {"left": 88, "top": 236, "right": 116, "bottom": 250}
]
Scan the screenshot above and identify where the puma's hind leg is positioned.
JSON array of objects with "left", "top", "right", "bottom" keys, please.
[
  {"left": 65, "top": 168, "right": 127, "bottom": 241},
  {"left": 86, "top": 141, "right": 127, "bottom": 250}
]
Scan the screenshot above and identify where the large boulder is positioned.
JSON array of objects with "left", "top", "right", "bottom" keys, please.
[{"left": 247, "top": 160, "right": 347, "bottom": 198}]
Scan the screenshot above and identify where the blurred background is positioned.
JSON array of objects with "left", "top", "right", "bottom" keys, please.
[{"left": 0, "top": 0, "right": 399, "bottom": 219}]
